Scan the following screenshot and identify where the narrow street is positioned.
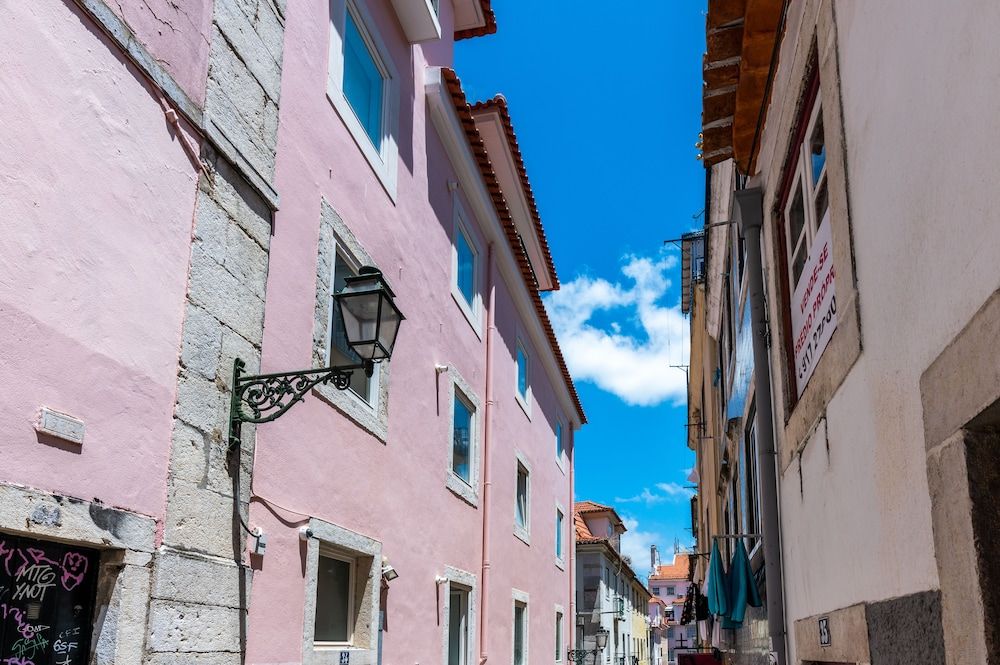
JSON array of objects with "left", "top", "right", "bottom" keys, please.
[{"left": 0, "top": 1, "right": 995, "bottom": 665}]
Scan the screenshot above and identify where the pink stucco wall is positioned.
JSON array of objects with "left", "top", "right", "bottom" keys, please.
[
  {"left": 106, "top": 0, "right": 213, "bottom": 106},
  {"left": 0, "top": 0, "right": 200, "bottom": 518},
  {"left": 243, "top": 1, "right": 575, "bottom": 662}
]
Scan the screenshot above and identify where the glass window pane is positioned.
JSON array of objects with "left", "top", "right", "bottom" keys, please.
[
  {"left": 452, "top": 395, "right": 472, "bottom": 484},
  {"left": 516, "top": 467, "right": 528, "bottom": 528},
  {"left": 448, "top": 590, "right": 466, "bottom": 665},
  {"left": 331, "top": 254, "right": 371, "bottom": 399},
  {"left": 556, "top": 510, "right": 563, "bottom": 557},
  {"left": 456, "top": 229, "right": 475, "bottom": 306},
  {"left": 787, "top": 186, "right": 806, "bottom": 251},
  {"left": 555, "top": 612, "right": 562, "bottom": 659},
  {"left": 555, "top": 423, "right": 563, "bottom": 458},
  {"left": 814, "top": 178, "right": 829, "bottom": 227},
  {"left": 810, "top": 112, "right": 826, "bottom": 187},
  {"left": 791, "top": 238, "right": 808, "bottom": 287},
  {"left": 516, "top": 346, "right": 528, "bottom": 398},
  {"left": 343, "top": 10, "right": 384, "bottom": 147},
  {"left": 514, "top": 605, "right": 525, "bottom": 664},
  {"left": 315, "top": 555, "right": 351, "bottom": 642}
]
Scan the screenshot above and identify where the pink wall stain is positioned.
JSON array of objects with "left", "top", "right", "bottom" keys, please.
[{"left": 0, "top": 0, "right": 200, "bottom": 518}]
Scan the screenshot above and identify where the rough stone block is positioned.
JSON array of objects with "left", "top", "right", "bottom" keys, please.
[
  {"left": 214, "top": 0, "right": 283, "bottom": 101},
  {"left": 187, "top": 246, "right": 265, "bottom": 346},
  {"left": 201, "top": 158, "right": 272, "bottom": 248},
  {"left": 175, "top": 370, "right": 230, "bottom": 433},
  {"left": 169, "top": 420, "right": 242, "bottom": 497},
  {"left": 146, "top": 600, "right": 242, "bottom": 653},
  {"left": 93, "top": 563, "right": 152, "bottom": 665},
  {"left": 867, "top": 590, "right": 946, "bottom": 665},
  {"left": 152, "top": 548, "right": 247, "bottom": 609},
  {"left": 181, "top": 303, "right": 224, "bottom": 379},
  {"left": 224, "top": 220, "right": 268, "bottom": 299},
  {"left": 161, "top": 481, "right": 239, "bottom": 558},
  {"left": 146, "top": 653, "right": 242, "bottom": 665}
]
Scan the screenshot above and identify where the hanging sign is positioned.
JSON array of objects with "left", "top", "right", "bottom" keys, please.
[{"left": 791, "top": 210, "right": 837, "bottom": 396}]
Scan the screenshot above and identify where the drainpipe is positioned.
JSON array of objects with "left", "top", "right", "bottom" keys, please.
[
  {"left": 735, "top": 187, "right": 788, "bottom": 665},
  {"left": 568, "top": 429, "right": 575, "bottom": 652},
  {"left": 479, "top": 242, "right": 496, "bottom": 665}
]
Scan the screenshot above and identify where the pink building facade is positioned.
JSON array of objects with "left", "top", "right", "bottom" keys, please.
[{"left": 0, "top": 1, "right": 582, "bottom": 663}]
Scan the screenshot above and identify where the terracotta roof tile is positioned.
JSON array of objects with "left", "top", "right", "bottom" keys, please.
[
  {"left": 441, "top": 68, "right": 585, "bottom": 424},
  {"left": 455, "top": 0, "right": 497, "bottom": 40},
  {"left": 470, "top": 97, "right": 559, "bottom": 290},
  {"left": 650, "top": 554, "right": 695, "bottom": 581}
]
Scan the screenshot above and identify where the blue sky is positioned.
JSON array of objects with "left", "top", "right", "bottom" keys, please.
[{"left": 456, "top": 1, "right": 707, "bottom": 578}]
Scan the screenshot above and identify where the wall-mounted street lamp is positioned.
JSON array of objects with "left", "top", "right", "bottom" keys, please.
[
  {"left": 228, "top": 267, "right": 404, "bottom": 451},
  {"left": 568, "top": 628, "right": 609, "bottom": 663}
]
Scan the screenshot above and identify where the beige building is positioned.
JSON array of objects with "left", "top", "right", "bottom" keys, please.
[{"left": 687, "top": 1, "right": 1000, "bottom": 664}]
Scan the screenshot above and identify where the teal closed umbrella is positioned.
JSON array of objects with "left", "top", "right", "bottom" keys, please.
[
  {"left": 724, "top": 539, "right": 762, "bottom": 627},
  {"left": 706, "top": 539, "right": 728, "bottom": 617}
]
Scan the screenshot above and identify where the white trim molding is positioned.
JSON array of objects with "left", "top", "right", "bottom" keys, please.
[
  {"left": 440, "top": 565, "right": 478, "bottom": 665},
  {"left": 514, "top": 449, "right": 531, "bottom": 546},
  {"left": 512, "top": 588, "right": 530, "bottom": 665},
  {"left": 445, "top": 365, "right": 482, "bottom": 507}
]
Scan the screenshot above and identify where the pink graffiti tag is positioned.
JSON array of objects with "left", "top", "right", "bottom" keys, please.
[
  {"left": 3, "top": 658, "right": 36, "bottom": 665},
  {"left": 0, "top": 603, "right": 38, "bottom": 639},
  {"left": 59, "top": 552, "right": 88, "bottom": 591}
]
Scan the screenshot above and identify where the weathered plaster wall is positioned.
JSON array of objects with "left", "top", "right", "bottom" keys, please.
[
  {"left": 103, "top": 0, "right": 214, "bottom": 106},
  {"left": 750, "top": 0, "right": 1000, "bottom": 660},
  {"left": 0, "top": 0, "right": 199, "bottom": 518}
]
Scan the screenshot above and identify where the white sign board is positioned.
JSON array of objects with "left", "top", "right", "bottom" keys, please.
[{"left": 791, "top": 211, "right": 837, "bottom": 396}]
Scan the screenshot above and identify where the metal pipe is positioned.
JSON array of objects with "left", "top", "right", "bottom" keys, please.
[
  {"left": 479, "top": 242, "right": 496, "bottom": 664},
  {"left": 735, "top": 186, "right": 787, "bottom": 665}
]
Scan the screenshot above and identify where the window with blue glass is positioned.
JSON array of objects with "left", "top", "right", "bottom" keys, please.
[
  {"left": 454, "top": 225, "right": 476, "bottom": 309},
  {"left": 342, "top": 9, "right": 384, "bottom": 148},
  {"left": 452, "top": 389, "right": 474, "bottom": 485},
  {"left": 516, "top": 343, "right": 529, "bottom": 401}
]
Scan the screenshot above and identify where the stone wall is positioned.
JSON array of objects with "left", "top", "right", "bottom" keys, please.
[{"left": 145, "top": 0, "right": 284, "bottom": 661}]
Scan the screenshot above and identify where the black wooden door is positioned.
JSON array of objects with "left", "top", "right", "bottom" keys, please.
[{"left": 0, "top": 534, "right": 99, "bottom": 665}]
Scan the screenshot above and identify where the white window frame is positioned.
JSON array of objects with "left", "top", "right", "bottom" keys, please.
[
  {"left": 327, "top": 0, "right": 400, "bottom": 200},
  {"left": 554, "top": 419, "right": 566, "bottom": 473},
  {"left": 512, "top": 589, "right": 529, "bottom": 665},
  {"left": 442, "top": 566, "right": 478, "bottom": 665},
  {"left": 783, "top": 98, "right": 827, "bottom": 293},
  {"left": 514, "top": 450, "right": 531, "bottom": 545},
  {"left": 451, "top": 197, "right": 483, "bottom": 336},
  {"left": 514, "top": 339, "right": 532, "bottom": 418},
  {"left": 302, "top": 518, "right": 382, "bottom": 665},
  {"left": 314, "top": 547, "right": 357, "bottom": 647},
  {"left": 554, "top": 502, "right": 566, "bottom": 569},
  {"left": 312, "top": 200, "right": 390, "bottom": 441},
  {"left": 446, "top": 365, "right": 481, "bottom": 506}
]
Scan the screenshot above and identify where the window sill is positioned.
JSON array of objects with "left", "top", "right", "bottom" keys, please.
[
  {"left": 314, "top": 382, "right": 388, "bottom": 443},
  {"left": 514, "top": 390, "right": 531, "bottom": 420},
  {"left": 555, "top": 556, "right": 565, "bottom": 571},
  {"left": 451, "top": 288, "right": 483, "bottom": 340},
  {"left": 446, "top": 472, "right": 479, "bottom": 507},
  {"left": 514, "top": 525, "right": 530, "bottom": 546}
]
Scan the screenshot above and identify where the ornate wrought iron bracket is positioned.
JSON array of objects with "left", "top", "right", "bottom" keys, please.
[
  {"left": 567, "top": 651, "right": 600, "bottom": 664},
  {"left": 228, "top": 357, "right": 371, "bottom": 452}
]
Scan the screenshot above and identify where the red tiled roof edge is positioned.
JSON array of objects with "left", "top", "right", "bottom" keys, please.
[
  {"left": 442, "top": 68, "right": 586, "bottom": 424},
  {"left": 470, "top": 97, "right": 559, "bottom": 290},
  {"left": 455, "top": 0, "right": 498, "bottom": 40}
]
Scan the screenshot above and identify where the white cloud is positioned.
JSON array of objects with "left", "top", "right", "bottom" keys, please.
[
  {"left": 620, "top": 516, "right": 661, "bottom": 579},
  {"left": 544, "top": 250, "right": 688, "bottom": 406},
  {"left": 615, "top": 482, "right": 694, "bottom": 507}
]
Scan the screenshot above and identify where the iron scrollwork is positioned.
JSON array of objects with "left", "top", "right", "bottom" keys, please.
[
  {"left": 567, "top": 651, "right": 593, "bottom": 664},
  {"left": 228, "top": 357, "right": 370, "bottom": 451}
]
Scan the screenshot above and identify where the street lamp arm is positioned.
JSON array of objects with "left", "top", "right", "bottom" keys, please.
[{"left": 228, "top": 357, "right": 371, "bottom": 450}]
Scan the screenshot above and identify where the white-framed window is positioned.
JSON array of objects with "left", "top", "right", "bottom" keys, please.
[
  {"left": 783, "top": 94, "right": 828, "bottom": 292},
  {"left": 514, "top": 454, "right": 530, "bottom": 543},
  {"left": 327, "top": 0, "right": 400, "bottom": 199},
  {"left": 512, "top": 591, "right": 529, "bottom": 665},
  {"left": 514, "top": 340, "right": 531, "bottom": 417},
  {"left": 555, "top": 506, "right": 565, "bottom": 565},
  {"left": 666, "top": 585, "right": 675, "bottom": 596},
  {"left": 555, "top": 421, "right": 565, "bottom": 464},
  {"left": 315, "top": 547, "right": 356, "bottom": 646},
  {"left": 312, "top": 200, "right": 390, "bottom": 441},
  {"left": 555, "top": 608, "right": 564, "bottom": 662},
  {"left": 445, "top": 367, "right": 481, "bottom": 506},
  {"left": 303, "top": 519, "right": 381, "bottom": 664},
  {"left": 451, "top": 201, "right": 482, "bottom": 334}
]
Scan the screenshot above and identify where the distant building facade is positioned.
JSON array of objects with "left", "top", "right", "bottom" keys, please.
[
  {"left": 575, "top": 501, "right": 652, "bottom": 665},
  {"left": 649, "top": 554, "right": 697, "bottom": 663}
]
